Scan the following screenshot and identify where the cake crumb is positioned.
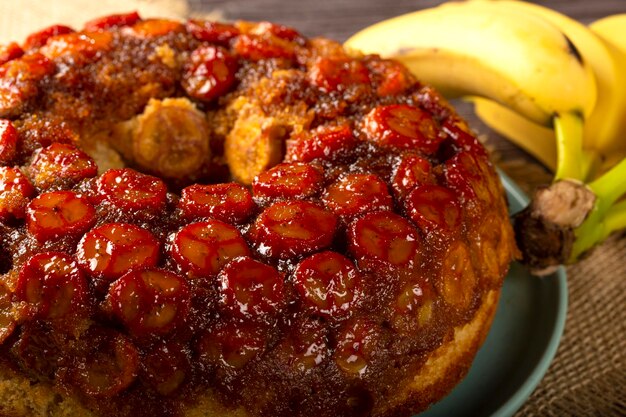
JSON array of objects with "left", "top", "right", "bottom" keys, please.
[{"left": 154, "top": 44, "right": 178, "bottom": 69}]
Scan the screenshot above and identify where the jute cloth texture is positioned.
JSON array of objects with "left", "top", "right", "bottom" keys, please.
[{"left": 0, "top": 1, "right": 624, "bottom": 416}]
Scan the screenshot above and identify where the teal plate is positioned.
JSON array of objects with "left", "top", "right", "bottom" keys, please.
[{"left": 419, "top": 173, "right": 568, "bottom": 417}]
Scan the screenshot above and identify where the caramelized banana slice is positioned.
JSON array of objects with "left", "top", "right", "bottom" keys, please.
[{"left": 132, "top": 98, "right": 210, "bottom": 180}]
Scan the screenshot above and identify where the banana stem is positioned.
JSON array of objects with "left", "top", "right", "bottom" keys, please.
[
  {"left": 604, "top": 199, "right": 626, "bottom": 236},
  {"left": 572, "top": 197, "right": 626, "bottom": 261},
  {"left": 571, "top": 205, "right": 602, "bottom": 260},
  {"left": 570, "top": 154, "right": 626, "bottom": 261},
  {"left": 580, "top": 150, "right": 602, "bottom": 183},
  {"left": 553, "top": 112, "right": 587, "bottom": 182},
  {"left": 588, "top": 156, "right": 626, "bottom": 211}
]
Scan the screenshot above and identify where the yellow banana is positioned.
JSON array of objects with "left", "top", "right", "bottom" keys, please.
[
  {"left": 589, "top": 13, "right": 626, "bottom": 147},
  {"left": 591, "top": 14, "right": 626, "bottom": 54},
  {"left": 472, "top": 97, "right": 557, "bottom": 171}
]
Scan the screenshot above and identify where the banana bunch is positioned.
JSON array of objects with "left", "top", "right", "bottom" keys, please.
[
  {"left": 472, "top": 2, "right": 626, "bottom": 177},
  {"left": 345, "top": 1, "right": 626, "bottom": 274}
]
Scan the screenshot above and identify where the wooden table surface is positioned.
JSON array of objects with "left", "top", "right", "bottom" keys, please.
[{"left": 187, "top": 1, "right": 626, "bottom": 416}]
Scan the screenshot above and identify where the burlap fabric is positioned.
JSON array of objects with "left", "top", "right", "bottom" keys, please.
[
  {"left": 517, "top": 235, "right": 626, "bottom": 416},
  {"left": 0, "top": 1, "right": 624, "bottom": 416}
]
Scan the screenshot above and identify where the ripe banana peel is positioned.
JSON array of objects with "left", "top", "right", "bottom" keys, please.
[
  {"left": 472, "top": 97, "right": 557, "bottom": 171},
  {"left": 345, "top": 1, "right": 626, "bottom": 275},
  {"left": 591, "top": 14, "right": 626, "bottom": 55}
]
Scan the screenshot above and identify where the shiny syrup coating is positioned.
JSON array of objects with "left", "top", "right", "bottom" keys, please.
[{"left": 0, "top": 14, "right": 517, "bottom": 417}]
